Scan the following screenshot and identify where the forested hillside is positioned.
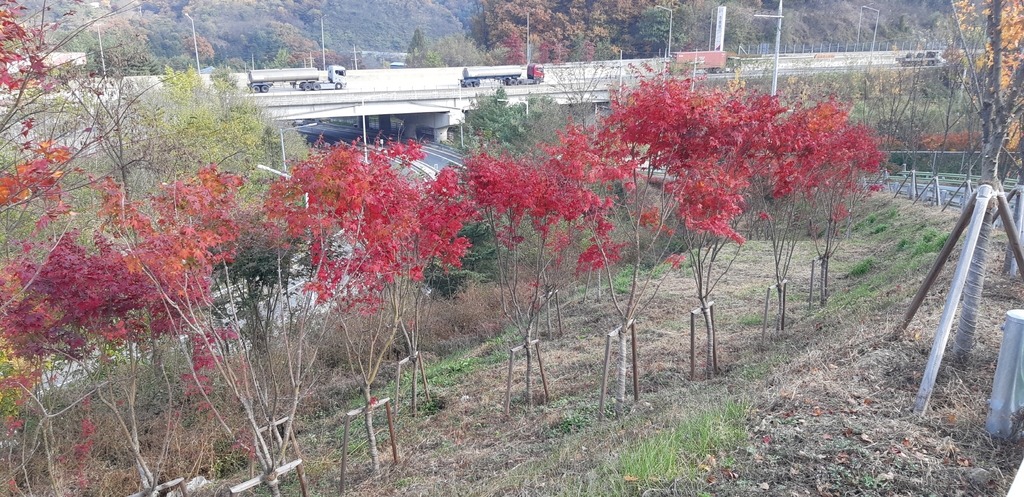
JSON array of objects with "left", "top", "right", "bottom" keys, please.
[{"left": 34, "top": 0, "right": 954, "bottom": 74}]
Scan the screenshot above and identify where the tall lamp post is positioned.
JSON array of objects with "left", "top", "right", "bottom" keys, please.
[
  {"left": 184, "top": 13, "right": 200, "bottom": 71},
  {"left": 862, "top": 5, "right": 880, "bottom": 54},
  {"left": 279, "top": 123, "right": 316, "bottom": 171},
  {"left": 655, "top": 5, "right": 673, "bottom": 61},
  {"left": 754, "top": 0, "right": 783, "bottom": 96},
  {"left": 97, "top": 26, "right": 106, "bottom": 76},
  {"left": 319, "top": 14, "right": 326, "bottom": 70}
]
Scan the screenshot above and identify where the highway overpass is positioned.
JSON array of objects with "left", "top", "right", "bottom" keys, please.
[{"left": 235, "top": 50, "right": 923, "bottom": 143}]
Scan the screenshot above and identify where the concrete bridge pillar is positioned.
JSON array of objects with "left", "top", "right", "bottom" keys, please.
[{"left": 396, "top": 111, "right": 462, "bottom": 143}]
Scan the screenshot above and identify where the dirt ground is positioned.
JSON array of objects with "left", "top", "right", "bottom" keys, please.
[{"left": 285, "top": 193, "right": 1024, "bottom": 497}]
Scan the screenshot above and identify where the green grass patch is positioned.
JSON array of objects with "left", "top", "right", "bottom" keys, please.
[
  {"left": 739, "top": 355, "right": 788, "bottom": 381},
  {"left": 425, "top": 356, "right": 480, "bottom": 387},
  {"left": 553, "top": 406, "right": 596, "bottom": 435},
  {"left": 738, "top": 313, "right": 764, "bottom": 326},
  {"left": 869, "top": 224, "right": 888, "bottom": 234},
  {"left": 848, "top": 257, "right": 876, "bottom": 276},
  {"left": 618, "top": 401, "right": 747, "bottom": 484},
  {"left": 897, "top": 228, "right": 948, "bottom": 255}
]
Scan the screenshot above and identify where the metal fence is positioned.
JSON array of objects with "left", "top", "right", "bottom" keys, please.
[{"left": 735, "top": 39, "right": 949, "bottom": 55}]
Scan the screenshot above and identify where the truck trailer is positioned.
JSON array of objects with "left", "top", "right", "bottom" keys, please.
[
  {"left": 247, "top": 65, "right": 347, "bottom": 92},
  {"left": 897, "top": 51, "right": 944, "bottom": 67},
  {"left": 460, "top": 64, "right": 544, "bottom": 87},
  {"left": 674, "top": 51, "right": 728, "bottom": 73}
]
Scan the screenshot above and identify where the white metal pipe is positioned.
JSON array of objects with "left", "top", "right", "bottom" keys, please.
[{"left": 914, "top": 184, "right": 994, "bottom": 414}]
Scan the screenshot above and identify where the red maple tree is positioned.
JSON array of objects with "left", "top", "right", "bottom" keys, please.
[{"left": 268, "top": 142, "right": 473, "bottom": 473}]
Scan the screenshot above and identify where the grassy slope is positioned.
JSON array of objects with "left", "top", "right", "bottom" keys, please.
[{"left": 279, "top": 193, "right": 1022, "bottom": 496}]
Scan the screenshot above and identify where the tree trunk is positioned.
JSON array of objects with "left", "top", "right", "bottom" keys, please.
[
  {"left": 702, "top": 303, "right": 714, "bottom": 378},
  {"left": 819, "top": 256, "right": 829, "bottom": 305},
  {"left": 524, "top": 340, "right": 532, "bottom": 407},
  {"left": 267, "top": 478, "right": 282, "bottom": 497},
  {"left": 953, "top": 201, "right": 996, "bottom": 361},
  {"left": 615, "top": 326, "right": 628, "bottom": 418},
  {"left": 363, "top": 388, "right": 381, "bottom": 474},
  {"left": 524, "top": 323, "right": 533, "bottom": 407},
  {"left": 776, "top": 288, "right": 785, "bottom": 333}
]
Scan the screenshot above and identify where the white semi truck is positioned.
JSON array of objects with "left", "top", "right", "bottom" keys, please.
[
  {"left": 247, "top": 65, "right": 347, "bottom": 92},
  {"left": 459, "top": 64, "right": 544, "bottom": 87}
]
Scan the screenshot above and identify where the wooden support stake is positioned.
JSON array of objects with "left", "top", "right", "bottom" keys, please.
[
  {"left": 808, "top": 258, "right": 816, "bottom": 311},
  {"left": 545, "top": 295, "right": 553, "bottom": 339},
  {"left": 417, "top": 353, "right": 431, "bottom": 402},
  {"left": 630, "top": 321, "right": 639, "bottom": 402},
  {"left": 296, "top": 462, "right": 309, "bottom": 497},
  {"left": 395, "top": 355, "right": 410, "bottom": 415},
  {"left": 997, "top": 194, "right": 1024, "bottom": 281},
  {"left": 893, "top": 174, "right": 910, "bottom": 198},
  {"left": 339, "top": 415, "right": 351, "bottom": 494},
  {"left": 504, "top": 346, "right": 518, "bottom": 414},
  {"left": 532, "top": 340, "right": 550, "bottom": 404},
  {"left": 942, "top": 180, "right": 968, "bottom": 212},
  {"left": 899, "top": 193, "right": 977, "bottom": 332},
  {"left": 690, "top": 308, "right": 699, "bottom": 381},
  {"left": 761, "top": 285, "right": 773, "bottom": 345},
  {"left": 555, "top": 290, "right": 564, "bottom": 338},
  {"left": 598, "top": 328, "right": 617, "bottom": 420},
  {"left": 385, "top": 400, "right": 399, "bottom": 465}
]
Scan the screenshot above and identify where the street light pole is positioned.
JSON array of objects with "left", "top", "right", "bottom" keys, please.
[
  {"left": 655, "top": 6, "right": 673, "bottom": 62},
  {"left": 320, "top": 14, "right": 326, "bottom": 70},
  {"left": 868, "top": 6, "right": 879, "bottom": 54},
  {"left": 754, "top": 0, "right": 783, "bottom": 96},
  {"left": 279, "top": 123, "right": 317, "bottom": 171},
  {"left": 184, "top": 13, "right": 199, "bottom": 71},
  {"left": 860, "top": 5, "right": 879, "bottom": 54},
  {"left": 97, "top": 27, "right": 106, "bottom": 76}
]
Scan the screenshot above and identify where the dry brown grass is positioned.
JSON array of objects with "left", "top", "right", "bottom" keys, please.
[
  {"left": 285, "top": 193, "right": 1024, "bottom": 497},
  {"left": 17, "top": 193, "right": 1023, "bottom": 496}
]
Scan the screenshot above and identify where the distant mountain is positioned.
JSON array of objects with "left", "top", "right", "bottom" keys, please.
[{"left": 38, "top": 0, "right": 955, "bottom": 74}]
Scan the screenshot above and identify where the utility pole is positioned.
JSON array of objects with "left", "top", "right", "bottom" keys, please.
[
  {"left": 526, "top": 11, "right": 531, "bottom": 63},
  {"left": 320, "top": 14, "right": 326, "bottom": 69},
  {"left": 353, "top": 46, "right": 358, "bottom": 70}
]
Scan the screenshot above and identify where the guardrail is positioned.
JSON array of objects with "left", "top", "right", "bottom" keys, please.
[{"left": 885, "top": 170, "right": 1021, "bottom": 210}]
